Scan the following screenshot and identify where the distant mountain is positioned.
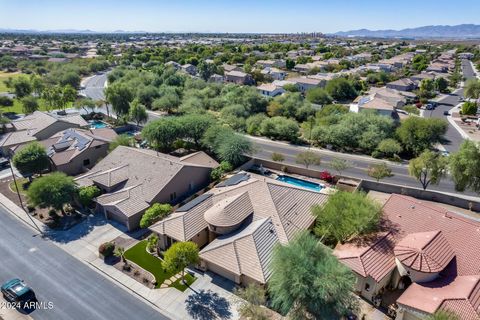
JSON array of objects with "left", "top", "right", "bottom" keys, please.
[
  {"left": 0, "top": 28, "right": 147, "bottom": 34},
  {"left": 334, "top": 24, "right": 480, "bottom": 39}
]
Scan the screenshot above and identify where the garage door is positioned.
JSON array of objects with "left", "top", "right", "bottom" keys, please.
[
  {"left": 106, "top": 209, "right": 127, "bottom": 225},
  {"left": 206, "top": 262, "right": 239, "bottom": 284}
]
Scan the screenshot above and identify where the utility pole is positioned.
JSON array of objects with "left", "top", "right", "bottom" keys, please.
[{"left": 8, "top": 157, "right": 43, "bottom": 235}]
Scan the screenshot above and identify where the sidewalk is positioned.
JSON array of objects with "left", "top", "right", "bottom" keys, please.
[{"left": 0, "top": 193, "right": 241, "bottom": 320}]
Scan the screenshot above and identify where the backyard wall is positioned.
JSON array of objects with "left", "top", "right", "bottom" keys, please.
[{"left": 243, "top": 157, "right": 480, "bottom": 214}]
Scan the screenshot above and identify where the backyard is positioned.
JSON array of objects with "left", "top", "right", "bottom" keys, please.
[
  {"left": 124, "top": 240, "right": 196, "bottom": 291},
  {"left": 0, "top": 71, "right": 21, "bottom": 92}
]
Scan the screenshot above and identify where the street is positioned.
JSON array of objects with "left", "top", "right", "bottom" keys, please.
[
  {"left": 81, "top": 73, "right": 162, "bottom": 123},
  {"left": 0, "top": 205, "right": 170, "bottom": 320},
  {"left": 248, "top": 136, "right": 478, "bottom": 197},
  {"left": 427, "top": 59, "right": 477, "bottom": 153}
]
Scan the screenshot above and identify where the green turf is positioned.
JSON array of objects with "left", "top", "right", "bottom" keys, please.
[
  {"left": 169, "top": 273, "right": 197, "bottom": 292},
  {"left": 124, "top": 240, "right": 197, "bottom": 290},
  {"left": 0, "top": 72, "right": 22, "bottom": 93},
  {"left": 1, "top": 99, "right": 73, "bottom": 115}
]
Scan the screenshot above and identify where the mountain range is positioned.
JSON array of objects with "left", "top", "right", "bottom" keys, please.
[{"left": 334, "top": 24, "right": 480, "bottom": 39}]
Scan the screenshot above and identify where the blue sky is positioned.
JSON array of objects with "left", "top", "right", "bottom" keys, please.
[{"left": 0, "top": 0, "right": 479, "bottom": 33}]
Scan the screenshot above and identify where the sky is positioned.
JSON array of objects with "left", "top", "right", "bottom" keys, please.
[{"left": 0, "top": 0, "right": 479, "bottom": 33}]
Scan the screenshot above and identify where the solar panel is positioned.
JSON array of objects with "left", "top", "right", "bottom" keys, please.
[
  {"left": 176, "top": 193, "right": 212, "bottom": 212},
  {"left": 217, "top": 172, "right": 249, "bottom": 187},
  {"left": 59, "top": 129, "right": 91, "bottom": 151}
]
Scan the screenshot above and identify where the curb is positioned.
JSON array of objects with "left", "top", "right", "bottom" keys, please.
[{"left": 447, "top": 104, "right": 472, "bottom": 140}]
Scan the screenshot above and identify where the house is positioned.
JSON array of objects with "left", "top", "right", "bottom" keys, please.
[
  {"left": 426, "top": 63, "right": 448, "bottom": 73},
  {"left": 288, "top": 77, "right": 322, "bottom": 93},
  {"left": 150, "top": 172, "right": 329, "bottom": 285},
  {"left": 256, "top": 83, "right": 285, "bottom": 97},
  {"left": 75, "top": 147, "right": 218, "bottom": 231},
  {"left": 256, "top": 59, "right": 286, "bottom": 69},
  {"left": 369, "top": 87, "right": 408, "bottom": 107},
  {"left": 225, "top": 71, "right": 254, "bottom": 85},
  {"left": 334, "top": 194, "right": 480, "bottom": 320},
  {"left": 208, "top": 74, "right": 224, "bottom": 83},
  {"left": 181, "top": 64, "right": 197, "bottom": 76},
  {"left": 351, "top": 96, "right": 397, "bottom": 118},
  {"left": 458, "top": 52, "right": 474, "bottom": 59},
  {"left": 261, "top": 67, "right": 287, "bottom": 81},
  {"left": 410, "top": 72, "right": 436, "bottom": 84},
  {"left": 222, "top": 64, "right": 242, "bottom": 74},
  {"left": 13, "top": 128, "right": 117, "bottom": 175},
  {"left": 0, "top": 111, "right": 88, "bottom": 155},
  {"left": 386, "top": 78, "right": 416, "bottom": 92},
  {"left": 165, "top": 61, "right": 181, "bottom": 70}
]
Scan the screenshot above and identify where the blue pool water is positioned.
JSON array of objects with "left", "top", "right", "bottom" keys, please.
[
  {"left": 89, "top": 120, "right": 108, "bottom": 129},
  {"left": 276, "top": 175, "right": 323, "bottom": 192}
]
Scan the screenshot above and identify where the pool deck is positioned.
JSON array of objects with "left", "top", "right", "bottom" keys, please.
[{"left": 262, "top": 169, "right": 334, "bottom": 194}]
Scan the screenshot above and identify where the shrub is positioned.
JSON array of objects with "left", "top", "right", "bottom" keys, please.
[
  {"left": 461, "top": 101, "right": 477, "bottom": 116},
  {"left": 77, "top": 185, "right": 101, "bottom": 207},
  {"left": 319, "top": 171, "right": 333, "bottom": 183},
  {"left": 139, "top": 203, "right": 172, "bottom": 228},
  {"left": 210, "top": 161, "right": 233, "bottom": 181},
  {"left": 99, "top": 242, "right": 115, "bottom": 257}
]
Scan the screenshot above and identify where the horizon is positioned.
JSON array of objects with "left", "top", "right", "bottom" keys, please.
[{"left": 0, "top": 0, "right": 479, "bottom": 34}]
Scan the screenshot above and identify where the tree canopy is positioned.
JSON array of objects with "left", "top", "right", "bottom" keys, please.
[
  {"left": 449, "top": 140, "right": 480, "bottom": 192},
  {"left": 163, "top": 241, "right": 199, "bottom": 282},
  {"left": 269, "top": 231, "right": 356, "bottom": 319},
  {"left": 396, "top": 117, "right": 448, "bottom": 156},
  {"left": 313, "top": 191, "right": 382, "bottom": 245},
  {"left": 408, "top": 150, "right": 447, "bottom": 190},
  {"left": 27, "top": 172, "right": 76, "bottom": 212},
  {"left": 12, "top": 142, "right": 50, "bottom": 177}
]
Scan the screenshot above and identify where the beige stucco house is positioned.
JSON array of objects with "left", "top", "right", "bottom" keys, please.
[
  {"left": 75, "top": 146, "right": 218, "bottom": 231},
  {"left": 0, "top": 111, "right": 88, "bottom": 155},
  {"left": 150, "top": 172, "right": 329, "bottom": 286}
]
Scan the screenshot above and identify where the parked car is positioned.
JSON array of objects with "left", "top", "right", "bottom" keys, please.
[
  {"left": 1, "top": 279, "right": 36, "bottom": 307},
  {"left": 0, "top": 157, "right": 9, "bottom": 169},
  {"left": 425, "top": 104, "right": 434, "bottom": 110},
  {"left": 443, "top": 110, "right": 450, "bottom": 116},
  {"left": 459, "top": 97, "right": 465, "bottom": 102}
]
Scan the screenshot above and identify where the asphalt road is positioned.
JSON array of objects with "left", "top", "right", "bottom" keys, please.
[
  {"left": 249, "top": 136, "right": 478, "bottom": 198},
  {"left": 426, "top": 59, "right": 477, "bottom": 153},
  {"left": 0, "top": 206, "right": 169, "bottom": 320},
  {"left": 81, "top": 73, "right": 161, "bottom": 124},
  {"left": 80, "top": 73, "right": 108, "bottom": 101}
]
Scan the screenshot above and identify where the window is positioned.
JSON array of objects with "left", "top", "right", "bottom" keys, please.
[
  {"left": 83, "top": 159, "right": 90, "bottom": 166},
  {"left": 364, "top": 283, "right": 371, "bottom": 292},
  {"left": 170, "top": 192, "right": 177, "bottom": 201}
]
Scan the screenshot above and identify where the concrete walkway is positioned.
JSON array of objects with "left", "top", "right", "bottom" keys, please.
[{"left": 0, "top": 193, "right": 240, "bottom": 320}]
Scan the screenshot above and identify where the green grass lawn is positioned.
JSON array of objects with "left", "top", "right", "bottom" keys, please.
[
  {"left": 9, "top": 178, "right": 29, "bottom": 195},
  {"left": 0, "top": 72, "right": 22, "bottom": 93},
  {"left": 170, "top": 273, "right": 196, "bottom": 292},
  {"left": 1, "top": 99, "right": 74, "bottom": 115},
  {"left": 124, "top": 240, "right": 196, "bottom": 290}
]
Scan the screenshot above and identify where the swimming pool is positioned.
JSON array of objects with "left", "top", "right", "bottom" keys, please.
[
  {"left": 89, "top": 120, "right": 108, "bottom": 129},
  {"left": 276, "top": 175, "right": 323, "bottom": 192}
]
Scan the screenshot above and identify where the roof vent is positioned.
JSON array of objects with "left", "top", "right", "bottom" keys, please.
[{"left": 410, "top": 205, "right": 415, "bottom": 209}]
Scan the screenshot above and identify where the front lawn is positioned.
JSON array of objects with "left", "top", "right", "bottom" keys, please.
[
  {"left": 1, "top": 99, "right": 72, "bottom": 115},
  {"left": 170, "top": 273, "right": 196, "bottom": 292},
  {"left": 8, "top": 177, "right": 29, "bottom": 195},
  {"left": 124, "top": 240, "right": 195, "bottom": 290}
]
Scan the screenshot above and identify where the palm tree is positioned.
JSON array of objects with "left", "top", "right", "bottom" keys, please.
[
  {"left": 114, "top": 246, "right": 127, "bottom": 264},
  {"left": 426, "top": 310, "right": 459, "bottom": 320}
]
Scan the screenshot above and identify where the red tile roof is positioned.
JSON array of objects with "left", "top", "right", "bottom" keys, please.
[
  {"left": 394, "top": 230, "right": 455, "bottom": 273},
  {"left": 334, "top": 194, "right": 480, "bottom": 318}
]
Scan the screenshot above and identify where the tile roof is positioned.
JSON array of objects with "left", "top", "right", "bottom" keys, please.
[
  {"left": 200, "top": 217, "right": 279, "bottom": 283},
  {"left": 151, "top": 172, "right": 329, "bottom": 283},
  {"left": 335, "top": 194, "right": 480, "bottom": 318},
  {"left": 75, "top": 147, "right": 216, "bottom": 217},
  {"left": 204, "top": 191, "right": 254, "bottom": 228},
  {"left": 394, "top": 230, "right": 455, "bottom": 273}
]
